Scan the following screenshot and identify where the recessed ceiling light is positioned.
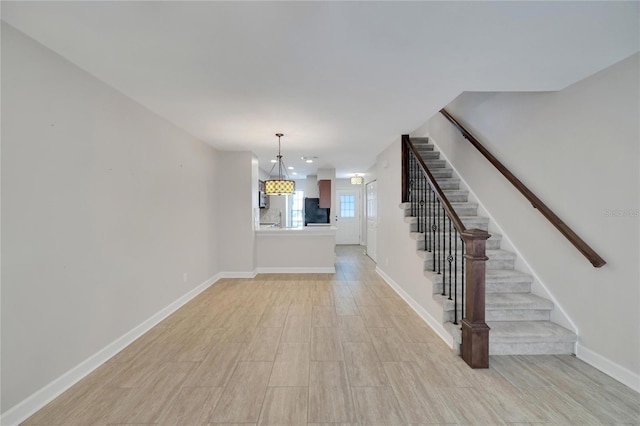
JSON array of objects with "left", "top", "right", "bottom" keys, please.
[
  {"left": 306, "top": 159, "right": 313, "bottom": 163},
  {"left": 270, "top": 159, "right": 277, "bottom": 163},
  {"left": 288, "top": 166, "right": 294, "bottom": 170},
  {"left": 300, "top": 156, "right": 318, "bottom": 163},
  {"left": 292, "top": 172, "right": 298, "bottom": 175}
]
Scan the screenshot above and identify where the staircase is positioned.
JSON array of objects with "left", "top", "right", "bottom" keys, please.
[{"left": 401, "top": 137, "right": 577, "bottom": 355}]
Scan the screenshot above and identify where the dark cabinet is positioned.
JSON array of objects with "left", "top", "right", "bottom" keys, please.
[{"left": 319, "top": 179, "right": 331, "bottom": 208}]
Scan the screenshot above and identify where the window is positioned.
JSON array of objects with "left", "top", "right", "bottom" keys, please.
[
  {"left": 288, "top": 190, "right": 304, "bottom": 228},
  {"left": 340, "top": 194, "right": 355, "bottom": 218}
]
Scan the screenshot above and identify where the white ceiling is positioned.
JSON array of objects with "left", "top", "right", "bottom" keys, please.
[{"left": 2, "top": 1, "right": 638, "bottom": 178}]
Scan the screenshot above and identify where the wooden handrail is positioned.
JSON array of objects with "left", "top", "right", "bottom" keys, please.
[
  {"left": 440, "top": 109, "right": 606, "bottom": 268},
  {"left": 402, "top": 135, "right": 467, "bottom": 234}
]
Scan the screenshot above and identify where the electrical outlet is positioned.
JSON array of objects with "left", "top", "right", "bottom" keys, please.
[{"left": 183, "top": 273, "right": 188, "bottom": 283}]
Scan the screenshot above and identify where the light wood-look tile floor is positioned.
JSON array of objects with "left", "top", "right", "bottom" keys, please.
[{"left": 24, "top": 246, "right": 640, "bottom": 425}]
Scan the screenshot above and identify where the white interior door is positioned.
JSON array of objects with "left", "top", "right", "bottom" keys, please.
[
  {"left": 335, "top": 189, "right": 360, "bottom": 245},
  {"left": 366, "top": 180, "right": 378, "bottom": 262}
]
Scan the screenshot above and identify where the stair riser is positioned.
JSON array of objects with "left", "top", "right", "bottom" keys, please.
[
  {"left": 409, "top": 219, "right": 488, "bottom": 232},
  {"left": 442, "top": 309, "right": 549, "bottom": 323},
  {"left": 486, "top": 309, "right": 550, "bottom": 321},
  {"left": 487, "top": 259, "right": 515, "bottom": 270},
  {"left": 405, "top": 206, "right": 479, "bottom": 216},
  {"left": 409, "top": 222, "right": 489, "bottom": 233},
  {"left": 423, "top": 257, "right": 514, "bottom": 270},
  {"left": 486, "top": 282, "right": 531, "bottom": 293},
  {"left": 423, "top": 160, "right": 447, "bottom": 169},
  {"left": 443, "top": 192, "right": 469, "bottom": 202},
  {"left": 403, "top": 190, "right": 469, "bottom": 202},
  {"left": 410, "top": 180, "right": 460, "bottom": 190},
  {"left": 415, "top": 169, "right": 452, "bottom": 178},
  {"left": 415, "top": 238, "right": 501, "bottom": 251},
  {"left": 419, "top": 152, "right": 440, "bottom": 160},
  {"left": 432, "top": 281, "right": 531, "bottom": 295},
  {"left": 489, "top": 342, "right": 574, "bottom": 356}
]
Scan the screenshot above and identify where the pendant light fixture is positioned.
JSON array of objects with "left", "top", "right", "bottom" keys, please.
[{"left": 264, "top": 133, "right": 296, "bottom": 195}]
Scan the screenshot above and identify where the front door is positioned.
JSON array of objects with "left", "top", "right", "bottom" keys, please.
[{"left": 335, "top": 189, "right": 360, "bottom": 245}]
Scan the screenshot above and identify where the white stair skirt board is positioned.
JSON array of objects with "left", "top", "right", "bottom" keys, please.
[
  {"left": 376, "top": 266, "right": 455, "bottom": 350},
  {"left": 401, "top": 137, "right": 577, "bottom": 358},
  {"left": 0, "top": 273, "right": 223, "bottom": 426}
]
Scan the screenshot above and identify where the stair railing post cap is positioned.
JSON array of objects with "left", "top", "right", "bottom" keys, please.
[{"left": 461, "top": 228, "right": 491, "bottom": 240}]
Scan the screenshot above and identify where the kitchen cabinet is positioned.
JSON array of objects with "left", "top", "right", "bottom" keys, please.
[
  {"left": 318, "top": 179, "right": 331, "bottom": 208},
  {"left": 256, "top": 225, "right": 337, "bottom": 272}
]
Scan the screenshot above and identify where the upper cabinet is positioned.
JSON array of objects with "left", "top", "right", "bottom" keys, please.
[{"left": 318, "top": 179, "right": 331, "bottom": 208}]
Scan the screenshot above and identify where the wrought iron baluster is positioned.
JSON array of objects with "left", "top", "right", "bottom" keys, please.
[
  {"left": 436, "top": 199, "right": 441, "bottom": 275},
  {"left": 454, "top": 228, "right": 458, "bottom": 325},
  {"left": 425, "top": 184, "right": 433, "bottom": 251},
  {"left": 423, "top": 174, "right": 427, "bottom": 236},
  {"left": 421, "top": 174, "right": 426, "bottom": 233},
  {"left": 417, "top": 170, "right": 423, "bottom": 234},
  {"left": 442, "top": 206, "right": 446, "bottom": 295},
  {"left": 424, "top": 184, "right": 429, "bottom": 251},
  {"left": 410, "top": 156, "right": 416, "bottom": 216},
  {"left": 461, "top": 237, "right": 465, "bottom": 323},
  {"left": 448, "top": 216, "right": 453, "bottom": 301},
  {"left": 408, "top": 154, "right": 412, "bottom": 214}
]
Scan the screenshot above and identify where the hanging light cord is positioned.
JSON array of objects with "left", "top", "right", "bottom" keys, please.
[{"left": 268, "top": 133, "right": 289, "bottom": 180}]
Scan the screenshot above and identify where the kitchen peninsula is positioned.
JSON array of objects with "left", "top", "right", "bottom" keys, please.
[{"left": 255, "top": 225, "right": 337, "bottom": 273}]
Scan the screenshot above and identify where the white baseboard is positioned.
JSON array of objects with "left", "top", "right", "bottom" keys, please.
[
  {"left": 256, "top": 267, "right": 336, "bottom": 274},
  {"left": 218, "top": 270, "right": 258, "bottom": 278},
  {"left": 576, "top": 343, "right": 640, "bottom": 392},
  {"left": 0, "top": 273, "right": 222, "bottom": 426},
  {"left": 375, "top": 266, "right": 455, "bottom": 349}
]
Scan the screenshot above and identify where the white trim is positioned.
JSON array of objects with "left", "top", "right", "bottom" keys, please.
[
  {"left": 375, "top": 266, "right": 455, "bottom": 349},
  {"left": 218, "top": 270, "right": 258, "bottom": 279},
  {"left": 576, "top": 343, "right": 640, "bottom": 393},
  {"left": 0, "top": 273, "right": 222, "bottom": 426},
  {"left": 428, "top": 134, "right": 578, "bottom": 336},
  {"left": 256, "top": 266, "right": 336, "bottom": 274}
]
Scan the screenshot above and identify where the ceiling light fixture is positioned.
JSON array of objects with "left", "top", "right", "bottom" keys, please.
[
  {"left": 264, "top": 133, "right": 295, "bottom": 195},
  {"left": 350, "top": 174, "right": 364, "bottom": 185}
]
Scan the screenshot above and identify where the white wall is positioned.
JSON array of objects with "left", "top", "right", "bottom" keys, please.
[
  {"left": 1, "top": 24, "right": 221, "bottom": 414},
  {"left": 305, "top": 175, "right": 319, "bottom": 198},
  {"left": 416, "top": 53, "right": 640, "bottom": 382},
  {"left": 216, "top": 152, "right": 258, "bottom": 275}
]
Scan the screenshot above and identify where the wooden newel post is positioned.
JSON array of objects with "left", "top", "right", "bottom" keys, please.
[{"left": 461, "top": 228, "right": 491, "bottom": 368}]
